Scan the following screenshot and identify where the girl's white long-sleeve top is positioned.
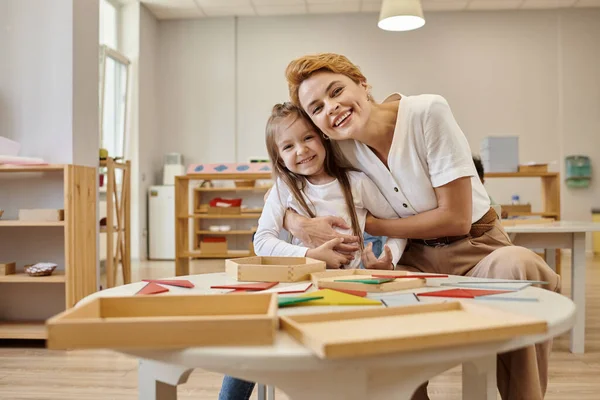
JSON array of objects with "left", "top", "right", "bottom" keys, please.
[{"left": 253, "top": 171, "right": 407, "bottom": 269}]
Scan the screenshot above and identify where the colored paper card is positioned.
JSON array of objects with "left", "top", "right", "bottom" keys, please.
[
  {"left": 328, "top": 288, "right": 367, "bottom": 297},
  {"left": 372, "top": 274, "right": 448, "bottom": 279},
  {"left": 296, "top": 289, "right": 382, "bottom": 306},
  {"left": 417, "top": 288, "right": 511, "bottom": 299},
  {"left": 142, "top": 279, "right": 195, "bottom": 288},
  {"left": 441, "top": 282, "right": 530, "bottom": 291},
  {"left": 452, "top": 280, "right": 548, "bottom": 285},
  {"left": 210, "top": 282, "right": 279, "bottom": 291},
  {"left": 262, "top": 282, "right": 312, "bottom": 294},
  {"left": 335, "top": 278, "right": 395, "bottom": 284},
  {"left": 278, "top": 296, "right": 324, "bottom": 307},
  {"left": 136, "top": 282, "right": 169, "bottom": 295},
  {"left": 378, "top": 293, "right": 421, "bottom": 307},
  {"left": 475, "top": 296, "right": 539, "bottom": 303}
]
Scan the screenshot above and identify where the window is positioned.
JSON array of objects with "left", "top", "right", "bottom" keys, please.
[{"left": 99, "top": 0, "right": 129, "bottom": 161}]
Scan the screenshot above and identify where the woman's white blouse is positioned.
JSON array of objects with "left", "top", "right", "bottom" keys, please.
[{"left": 337, "top": 93, "right": 491, "bottom": 223}]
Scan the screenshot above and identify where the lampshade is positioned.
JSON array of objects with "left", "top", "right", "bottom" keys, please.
[{"left": 378, "top": 0, "right": 425, "bottom": 32}]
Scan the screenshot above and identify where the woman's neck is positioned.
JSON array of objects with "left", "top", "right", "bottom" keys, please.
[{"left": 354, "top": 100, "right": 399, "bottom": 165}]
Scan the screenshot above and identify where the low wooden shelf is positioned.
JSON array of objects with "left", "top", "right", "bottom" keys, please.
[
  {"left": 0, "top": 164, "right": 97, "bottom": 339},
  {"left": 0, "top": 221, "right": 65, "bottom": 227},
  {"left": 0, "top": 321, "right": 47, "bottom": 340},
  {"left": 175, "top": 171, "right": 272, "bottom": 276},
  {"left": 0, "top": 272, "right": 66, "bottom": 283}
]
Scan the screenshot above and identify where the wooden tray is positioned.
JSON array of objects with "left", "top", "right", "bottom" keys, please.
[
  {"left": 280, "top": 301, "right": 547, "bottom": 359},
  {"left": 311, "top": 269, "right": 425, "bottom": 293},
  {"left": 46, "top": 293, "right": 278, "bottom": 350},
  {"left": 226, "top": 256, "right": 326, "bottom": 282}
]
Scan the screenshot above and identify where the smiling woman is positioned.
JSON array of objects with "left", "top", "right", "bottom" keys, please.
[{"left": 282, "top": 52, "right": 561, "bottom": 400}]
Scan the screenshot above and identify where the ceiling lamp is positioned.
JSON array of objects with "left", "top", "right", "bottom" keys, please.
[{"left": 378, "top": 0, "right": 426, "bottom": 32}]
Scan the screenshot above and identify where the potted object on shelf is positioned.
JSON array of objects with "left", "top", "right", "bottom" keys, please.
[
  {"left": 234, "top": 180, "right": 256, "bottom": 188},
  {"left": 24, "top": 262, "right": 57, "bottom": 277}
]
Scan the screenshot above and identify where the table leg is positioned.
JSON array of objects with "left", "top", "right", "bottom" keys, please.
[
  {"left": 225, "top": 362, "right": 456, "bottom": 400},
  {"left": 138, "top": 359, "right": 193, "bottom": 400},
  {"left": 258, "top": 384, "right": 276, "bottom": 400},
  {"left": 462, "top": 355, "right": 497, "bottom": 400},
  {"left": 571, "top": 232, "right": 586, "bottom": 354}
]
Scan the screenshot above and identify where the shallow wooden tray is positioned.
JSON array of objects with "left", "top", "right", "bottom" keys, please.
[
  {"left": 280, "top": 301, "right": 548, "bottom": 359},
  {"left": 46, "top": 293, "right": 278, "bottom": 350},
  {"left": 311, "top": 269, "right": 425, "bottom": 292},
  {"left": 226, "top": 256, "right": 326, "bottom": 282}
]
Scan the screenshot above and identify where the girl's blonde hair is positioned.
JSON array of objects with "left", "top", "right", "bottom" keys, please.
[
  {"left": 285, "top": 53, "right": 369, "bottom": 106},
  {"left": 265, "top": 102, "right": 363, "bottom": 249}
]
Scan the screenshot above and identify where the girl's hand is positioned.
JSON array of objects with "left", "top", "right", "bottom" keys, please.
[
  {"left": 285, "top": 211, "right": 360, "bottom": 253},
  {"left": 306, "top": 238, "right": 355, "bottom": 269},
  {"left": 361, "top": 243, "right": 394, "bottom": 270}
]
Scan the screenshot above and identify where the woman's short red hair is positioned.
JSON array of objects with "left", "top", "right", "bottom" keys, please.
[{"left": 285, "top": 53, "right": 367, "bottom": 106}]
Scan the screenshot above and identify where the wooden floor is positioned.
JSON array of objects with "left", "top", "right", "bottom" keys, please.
[{"left": 1, "top": 254, "right": 599, "bottom": 399}]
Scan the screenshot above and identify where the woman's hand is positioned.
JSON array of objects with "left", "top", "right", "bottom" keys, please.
[
  {"left": 306, "top": 238, "right": 355, "bottom": 269},
  {"left": 361, "top": 242, "right": 394, "bottom": 270},
  {"left": 284, "top": 211, "right": 360, "bottom": 253}
]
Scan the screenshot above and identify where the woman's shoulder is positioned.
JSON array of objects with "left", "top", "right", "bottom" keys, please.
[
  {"left": 346, "top": 170, "right": 371, "bottom": 186},
  {"left": 402, "top": 93, "right": 450, "bottom": 114}
]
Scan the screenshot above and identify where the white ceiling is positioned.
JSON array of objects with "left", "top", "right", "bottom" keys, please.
[{"left": 116, "top": 0, "right": 600, "bottom": 19}]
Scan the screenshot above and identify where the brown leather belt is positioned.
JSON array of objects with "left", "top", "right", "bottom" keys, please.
[{"left": 411, "top": 207, "right": 498, "bottom": 247}]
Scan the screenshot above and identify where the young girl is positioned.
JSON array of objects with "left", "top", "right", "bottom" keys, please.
[
  {"left": 255, "top": 101, "right": 406, "bottom": 269},
  {"left": 218, "top": 102, "right": 406, "bottom": 400}
]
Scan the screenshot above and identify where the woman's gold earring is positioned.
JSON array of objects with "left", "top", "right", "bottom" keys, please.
[{"left": 323, "top": 133, "right": 330, "bottom": 140}]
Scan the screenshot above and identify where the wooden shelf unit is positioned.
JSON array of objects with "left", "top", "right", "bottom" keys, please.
[
  {"left": 0, "top": 164, "right": 97, "bottom": 340},
  {"left": 0, "top": 321, "right": 47, "bottom": 340},
  {"left": 175, "top": 172, "right": 272, "bottom": 276},
  {"left": 99, "top": 158, "right": 131, "bottom": 289},
  {"left": 485, "top": 171, "right": 562, "bottom": 273}
]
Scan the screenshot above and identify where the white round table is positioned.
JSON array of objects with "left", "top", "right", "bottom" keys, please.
[{"left": 79, "top": 272, "right": 576, "bottom": 400}]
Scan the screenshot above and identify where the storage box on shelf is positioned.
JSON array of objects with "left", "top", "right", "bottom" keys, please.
[
  {"left": 175, "top": 171, "right": 272, "bottom": 276},
  {"left": 0, "top": 164, "right": 97, "bottom": 339}
]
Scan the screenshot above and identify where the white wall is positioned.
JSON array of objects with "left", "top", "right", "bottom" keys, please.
[
  {"left": 0, "top": 0, "right": 97, "bottom": 166},
  {"left": 559, "top": 10, "right": 600, "bottom": 226},
  {"left": 0, "top": 1, "right": 71, "bottom": 163},
  {"left": 158, "top": 18, "right": 236, "bottom": 165},
  {"left": 155, "top": 9, "right": 600, "bottom": 228},
  {"left": 119, "top": 2, "right": 141, "bottom": 259},
  {"left": 138, "top": 4, "right": 162, "bottom": 259}
]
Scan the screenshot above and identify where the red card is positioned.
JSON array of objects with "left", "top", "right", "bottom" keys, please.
[
  {"left": 136, "top": 282, "right": 169, "bottom": 295},
  {"left": 372, "top": 274, "right": 449, "bottom": 279},
  {"left": 417, "top": 288, "right": 511, "bottom": 299},
  {"left": 211, "top": 282, "right": 279, "bottom": 291},
  {"left": 327, "top": 288, "right": 367, "bottom": 297},
  {"left": 143, "top": 279, "right": 195, "bottom": 288}
]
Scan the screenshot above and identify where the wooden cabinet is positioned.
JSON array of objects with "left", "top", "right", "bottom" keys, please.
[
  {"left": 175, "top": 172, "right": 272, "bottom": 276},
  {"left": 0, "top": 164, "right": 97, "bottom": 339}
]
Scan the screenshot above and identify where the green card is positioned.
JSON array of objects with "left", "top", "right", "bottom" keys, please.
[
  {"left": 278, "top": 296, "right": 324, "bottom": 307},
  {"left": 334, "top": 278, "right": 395, "bottom": 284}
]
